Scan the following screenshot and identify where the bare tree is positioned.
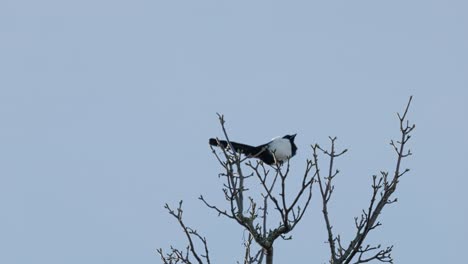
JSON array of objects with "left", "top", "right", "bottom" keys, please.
[{"left": 158, "top": 97, "right": 414, "bottom": 264}]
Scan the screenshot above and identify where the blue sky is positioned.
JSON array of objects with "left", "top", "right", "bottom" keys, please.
[{"left": 0, "top": 1, "right": 467, "bottom": 263}]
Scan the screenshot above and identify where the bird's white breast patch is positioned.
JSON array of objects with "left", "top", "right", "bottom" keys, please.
[{"left": 267, "top": 137, "right": 292, "bottom": 161}]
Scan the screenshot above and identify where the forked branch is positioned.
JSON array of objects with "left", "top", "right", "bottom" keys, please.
[
  {"left": 157, "top": 201, "right": 211, "bottom": 264},
  {"left": 316, "top": 96, "right": 414, "bottom": 264}
]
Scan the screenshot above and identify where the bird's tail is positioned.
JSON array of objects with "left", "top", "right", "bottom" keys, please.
[{"left": 209, "top": 138, "right": 261, "bottom": 156}]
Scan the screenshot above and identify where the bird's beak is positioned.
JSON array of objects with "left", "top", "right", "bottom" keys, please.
[{"left": 292, "top": 134, "right": 297, "bottom": 139}]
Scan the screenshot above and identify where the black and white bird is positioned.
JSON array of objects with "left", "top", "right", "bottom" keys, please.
[{"left": 209, "top": 134, "right": 297, "bottom": 165}]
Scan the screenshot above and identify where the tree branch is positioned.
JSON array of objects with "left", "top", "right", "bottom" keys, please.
[
  {"left": 315, "top": 96, "right": 414, "bottom": 264},
  {"left": 158, "top": 201, "right": 211, "bottom": 264}
]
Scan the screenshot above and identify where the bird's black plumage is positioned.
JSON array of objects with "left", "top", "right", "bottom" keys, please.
[{"left": 209, "top": 134, "right": 297, "bottom": 165}]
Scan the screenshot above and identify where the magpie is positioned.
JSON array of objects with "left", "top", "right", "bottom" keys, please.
[{"left": 209, "top": 134, "right": 297, "bottom": 165}]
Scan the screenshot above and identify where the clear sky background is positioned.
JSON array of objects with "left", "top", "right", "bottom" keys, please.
[{"left": 1, "top": 1, "right": 467, "bottom": 263}]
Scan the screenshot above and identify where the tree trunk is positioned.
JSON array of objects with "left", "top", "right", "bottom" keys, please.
[{"left": 265, "top": 247, "right": 273, "bottom": 264}]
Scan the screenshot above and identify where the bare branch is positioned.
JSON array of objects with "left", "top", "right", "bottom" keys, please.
[
  {"left": 159, "top": 201, "right": 211, "bottom": 264},
  {"left": 334, "top": 96, "right": 414, "bottom": 264},
  {"left": 314, "top": 139, "right": 345, "bottom": 263}
]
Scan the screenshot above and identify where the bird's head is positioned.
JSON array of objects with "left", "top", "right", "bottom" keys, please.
[{"left": 283, "top": 134, "right": 297, "bottom": 142}]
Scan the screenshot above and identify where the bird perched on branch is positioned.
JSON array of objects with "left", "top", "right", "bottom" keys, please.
[{"left": 209, "top": 134, "right": 297, "bottom": 165}]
